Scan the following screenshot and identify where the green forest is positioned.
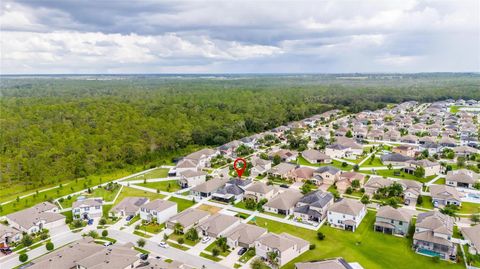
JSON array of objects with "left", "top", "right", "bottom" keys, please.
[{"left": 1, "top": 74, "right": 479, "bottom": 197}]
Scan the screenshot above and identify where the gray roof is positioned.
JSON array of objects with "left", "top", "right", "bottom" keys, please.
[
  {"left": 380, "top": 153, "right": 413, "bottom": 162},
  {"left": 295, "top": 258, "right": 354, "bottom": 269},
  {"left": 168, "top": 208, "right": 210, "bottom": 227},
  {"left": 328, "top": 198, "right": 365, "bottom": 216},
  {"left": 264, "top": 190, "right": 303, "bottom": 210},
  {"left": 462, "top": 224, "right": 480, "bottom": 252},
  {"left": 376, "top": 206, "right": 412, "bottom": 222},
  {"left": 72, "top": 198, "right": 103, "bottom": 208},
  {"left": 141, "top": 199, "right": 176, "bottom": 212},
  {"left": 6, "top": 202, "right": 64, "bottom": 230},
  {"left": 191, "top": 178, "right": 227, "bottom": 193},
  {"left": 256, "top": 232, "right": 309, "bottom": 252},
  {"left": 297, "top": 190, "right": 334, "bottom": 208},
  {"left": 315, "top": 166, "right": 341, "bottom": 175},
  {"left": 111, "top": 197, "right": 148, "bottom": 214},
  {"left": 429, "top": 185, "right": 462, "bottom": 201},
  {"left": 197, "top": 213, "right": 240, "bottom": 235}
]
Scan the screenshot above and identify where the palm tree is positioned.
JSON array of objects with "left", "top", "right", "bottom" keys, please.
[
  {"left": 174, "top": 223, "right": 183, "bottom": 235},
  {"left": 267, "top": 251, "right": 279, "bottom": 268}
]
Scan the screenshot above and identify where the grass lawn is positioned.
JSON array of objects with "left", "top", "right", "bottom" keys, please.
[
  {"left": 167, "top": 241, "right": 189, "bottom": 251},
  {"left": 125, "top": 168, "right": 170, "bottom": 181},
  {"left": 197, "top": 204, "right": 222, "bottom": 214},
  {"left": 134, "top": 180, "right": 180, "bottom": 193},
  {"left": 234, "top": 201, "right": 252, "bottom": 211},
  {"left": 0, "top": 168, "right": 139, "bottom": 216},
  {"left": 168, "top": 233, "right": 199, "bottom": 246},
  {"left": 114, "top": 187, "right": 165, "bottom": 206},
  {"left": 133, "top": 230, "right": 152, "bottom": 238},
  {"left": 168, "top": 196, "right": 196, "bottom": 212},
  {"left": 458, "top": 202, "right": 480, "bottom": 214},
  {"left": 434, "top": 178, "right": 446, "bottom": 184},
  {"left": 127, "top": 215, "right": 140, "bottom": 226},
  {"left": 249, "top": 212, "right": 463, "bottom": 269},
  {"left": 138, "top": 222, "right": 164, "bottom": 234},
  {"left": 416, "top": 196, "right": 434, "bottom": 210},
  {"left": 200, "top": 252, "right": 222, "bottom": 262},
  {"left": 134, "top": 247, "right": 150, "bottom": 254},
  {"left": 205, "top": 241, "right": 231, "bottom": 257},
  {"left": 360, "top": 157, "right": 383, "bottom": 167},
  {"left": 362, "top": 169, "right": 436, "bottom": 183},
  {"left": 239, "top": 248, "right": 256, "bottom": 263},
  {"left": 60, "top": 184, "right": 122, "bottom": 208}
]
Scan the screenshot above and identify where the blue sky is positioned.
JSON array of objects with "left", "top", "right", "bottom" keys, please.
[{"left": 1, "top": 0, "right": 479, "bottom": 74}]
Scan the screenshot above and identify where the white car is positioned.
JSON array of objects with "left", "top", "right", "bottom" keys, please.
[
  {"left": 201, "top": 236, "right": 211, "bottom": 244},
  {"left": 103, "top": 241, "right": 113, "bottom": 247},
  {"left": 159, "top": 241, "right": 168, "bottom": 248}
]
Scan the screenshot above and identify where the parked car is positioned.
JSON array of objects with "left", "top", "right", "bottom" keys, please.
[
  {"left": 158, "top": 241, "right": 168, "bottom": 248},
  {"left": 140, "top": 253, "right": 149, "bottom": 260},
  {"left": 155, "top": 256, "right": 161, "bottom": 260},
  {"left": 103, "top": 241, "right": 113, "bottom": 247},
  {"left": 237, "top": 247, "right": 247, "bottom": 255},
  {"left": 126, "top": 215, "right": 134, "bottom": 221},
  {"left": 279, "top": 184, "right": 289, "bottom": 188},
  {"left": 201, "top": 236, "right": 211, "bottom": 244},
  {"left": 87, "top": 219, "right": 94, "bottom": 225}
]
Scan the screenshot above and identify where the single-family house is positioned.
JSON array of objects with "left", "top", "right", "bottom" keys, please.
[
  {"left": 313, "top": 166, "right": 341, "bottom": 185},
  {"left": 6, "top": 202, "right": 65, "bottom": 234},
  {"left": 374, "top": 206, "right": 412, "bottom": 236},
  {"left": 196, "top": 213, "right": 241, "bottom": 238},
  {"left": 255, "top": 232, "right": 309, "bottom": 267},
  {"left": 190, "top": 178, "right": 227, "bottom": 199},
  {"left": 392, "top": 145, "right": 417, "bottom": 157},
  {"left": 446, "top": 169, "right": 478, "bottom": 189},
  {"left": 0, "top": 223, "right": 22, "bottom": 245},
  {"left": 364, "top": 177, "right": 394, "bottom": 195},
  {"left": 327, "top": 198, "right": 367, "bottom": 232},
  {"left": 295, "top": 258, "right": 356, "bottom": 269},
  {"left": 461, "top": 224, "right": 480, "bottom": 255},
  {"left": 140, "top": 199, "right": 177, "bottom": 223},
  {"left": 291, "top": 167, "right": 315, "bottom": 181},
  {"left": 403, "top": 159, "right": 441, "bottom": 177},
  {"left": 269, "top": 149, "right": 298, "bottom": 162},
  {"left": 301, "top": 149, "right": 332, "bottom": 164},
  {"left": 72, "top": 198, "right": 103, "bottom": 220},
  {"left": 429, "top": 185, "right": 463, "bottom": 207},
  {"left": 293, "top": 190, "right": 334, "bottom": 223},
  {"left": 263, "top": 189, "right": 303, "bottom": 215},
  {"left": 166, "top": 209, "right": 210, "bottom": 234},
  {"left": 268, "top": 162, "right": 297, "bottom": 179},
  {"left": 250, "top": 157, "right": 272, "bottom": 177},
  {"left": 380, "top": 153, "right": 413, "bottom": 166},
  {"left": 110, "top": 197, "right": 149, "bottom": 218},
  {"left": 244, "top": 182, "right": 277, "bottom": 202},
  {"left": 212, "top": 178, "right": 252, "bottom": 203},
  {"left": 413, "top": 211, "right": 455, "bottom": 260},
  {"left": 225, "top": 223, "right": 267, "bottom": 249},
  {"left": 336, "top": 172, "right": 365, "bottom": 193},
  {"left": 178, "top": 170, "right": 207, "bottom": 188}
]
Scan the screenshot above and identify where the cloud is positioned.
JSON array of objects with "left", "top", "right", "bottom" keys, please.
[{"left": 0, "top": 0, "right": 479, "bottom": 73}]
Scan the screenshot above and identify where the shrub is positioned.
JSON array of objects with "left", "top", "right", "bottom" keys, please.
[
  {"left": 19, "top": 253, "right": 28, "bottom": 262},
  {"left": 46, "top": 242, "right": 54, "bottom": 251},
  {"left": 102, "top": 230, "right": 108, "bottom": 237},
  {"left": 309, "top": 244, "right": 316, "bottom": 250},
  {"left": 137, "top": 238, "right": 146, "bottom": 247},
  {"left": 99, "top": 218, "right": 107, "bottom": 225},
  {"left": 39, "top": 233, "right": 49, "bottom": 240},
  {"left": 317, "top": 231, "right": 325, "bottom": 240},
  {"left": 177, "top": 237, "right": 184, "bottom": 245},
  {"left": 211, "top": 247, "right": 220, "bottom": 257}
]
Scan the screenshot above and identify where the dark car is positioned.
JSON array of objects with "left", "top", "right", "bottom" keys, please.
[
  {"left": 140, "top": 253, "right": 149, "bottom": 260},
  {"left": 237, "top": 247, "right": 247, "bottom": 255},
  {"left": 279, "top": 184, "right": 289, "bottom": 188},
  {"left": 87, "top": 219, "right": 94, "bottom": 225},
  {"left": 126, "top": 215, "right": 133, "bottom": 221}
]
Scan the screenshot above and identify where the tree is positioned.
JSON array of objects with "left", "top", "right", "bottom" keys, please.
[
  {"left": 266, "top": 251, "right": 279, "bottom": 268},
  {"left": 88, "top": 230, "right": 99, "bottom": 238},
  {"left": 185, "top": 228, "right": 199, "bottom": 241},
  {"left": 177, "top": 237, "right": 184, "bottom": 245},
  {"left": 211, "top": 247, "right": 220, "bottom": 256},
  {"left": 470, "top": 214, "right": 480, "bottom": 224},
  {"left": 99, "top": 218, "right": 107, "bottom": 225},
  {"left": 416, "top": 195, "right": 423, "bottom": 205},
  {"left": 245, "top": 198, "right": 257, "bottom": 210},
  {"left": 137, "top": 238, "right": 146, "bottom": 247},
  {"left": 440, "top": 204, "right": 458, "bottom": 217},
  {"left": 215, "top": 236, "right": 228, "bottom": 252},
  {"left": 102, "top": 230, "right": 108, "bottom": 237},
  {"left": 46, "top": 242, "right": 54, "bottom": 251},
  {"left": 21, "top": 234, "right": 33, "bottom": 247},
  {"left": 174, "top": 223, "right": 183, "bottom": 235},
  {"left": 346, "top": 130, "right": 353, "bottom": 138},
  {"left": 361, "top": 195, "right": 370, "bottom": 205},
  {"left": 317, "top": 231, "right": 325, "bottom": 240},
  {"left": 251, "top": 258, "right": 268, "bottom": 269},
  {"left": 414, "top": 166, "right": 425, "bottom": 178},
  {"left": 19, "top": 253, "right": 28, "bottom": 263},
  {"left": 353, "top": 164, "right": 359, "bottom": 172},
  {"left": 351, "top": 179, "right": 360, "bottom": 189},
  {"left": 273, "top": 155, "right": 281, "bottom": 165},
  {"left": 345, "top": 187, "right": 353, "bottom": 194}
]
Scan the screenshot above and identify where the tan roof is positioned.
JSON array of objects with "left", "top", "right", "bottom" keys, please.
[
  {"left": 264, "top": 190, "right": 303, "bottom": 210},
  {"left": 191, "top": 178, "right": 227, "bottom": 193},
  {"left": 328, "top": 198, "right": 365, "bottom": 216},
  {"left": 256, "top": 232, "right": 309, "bottom": 252},
  {"left": 72, "top": 198, "right": 103, "bottom": 208},
  {"left": 416, "top": 211, "right": 453, "bottom": 235},
  {"left": 365, "top": 177, "right": 393, "bottom": 189},
  {"left": 446, "top": 169, "right": 478, "bottom": 184},
  {"left": 292, "top": 167, "right": 315, "bottom": 179},
  {"left": 462, "top": 224, "right": 480, "bottom": 251},
  {"left": 429, "top": 185, "right": 462, "bottom": 201},
  {"left": 141, "top": 199, "right": 176, "bottom": 212},
  {"left": 302, "top": 149, "right": 331, "bottom": 161},
  {"left": 185, "top": 148, "right": 217, "bottom": 160},
  {"left": 376, "top": 206, "right": 412, "bottom": 222},
  {"left": 168, "top": 208, "right": 210, "bottom": 227},
  {"left": 145, "top": 258, "right": 191, "bottom": 269},
  {"left": 177, "top": 159, "right": 198, "bottom": 169},
  {"left": 6, "top": 202, "right": 64, "bottom": 230},
  {"left": 339, "top": 172, "right": 365, "bottom": 181},
  {"left": 0, "top": 223, "right": 21, "bottom": 237},
  {"left": 28, "top": 237, "right": 103, "bottom": 269},
  {"left": 224, "top": 223, "right": 267, "bottom": 246},
  {"left": 180, "top": 170, "right": 207, "bottom": 178},
  {"left": 75, "top": 243, "right": 139, "bottom": 268},
  {"left": 295, "top": 258, "right": 352, "bottom": 269},
  {"left": 111, "top": 197, "right": 148, "bottom": 214},
  {"left": 269, "top": 162, "right": 296, "bottom": 175},
  {"left": 197, "top": 213, "right": 240, "bottom": 235},
  {"left": 245, "top": 182, "right": 274, "bottom": 194}
]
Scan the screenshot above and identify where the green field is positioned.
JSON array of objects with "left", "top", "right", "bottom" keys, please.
[
  {"left": 362, "top": 169, "right": 436, "bottom": 183},
  {"left": 359, "top": 157, "right": 384, "bottom": 167},
  {"left": 168, "top": 196, "right": 196, "bottom": 212},
  {"left": 124, "top": 168, "right": 170, "bottom": 181},
  {"left": 297, "top": 156, "right": 353, "bottom": 171},
  {"left": 134, "top": 180, "right": 181, "bottom": 193},
  {"left": 249, "top": 212, "right": 463, "bottom": 269},
  {"left": 60, "top": 184, "right": 122, "bottom": 208}
]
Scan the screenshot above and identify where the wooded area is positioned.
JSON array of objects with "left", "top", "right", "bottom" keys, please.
[{"left": 1, "top": 74, "right": 479, "bottom": 194}]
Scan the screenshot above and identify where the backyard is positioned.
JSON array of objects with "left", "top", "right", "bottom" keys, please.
[
  {"left": 134, "top": 180, "right": 181, "bottom": 193},
  {"left": 249, "top": 212, "right": 463, "bottom": 269},
  {"left": 168, "top": 196, "right": 196, "bottom": 212},
  {"left": 114, "top": 187, "right": 165, "bottom": 206},
  {"left": 297, "top": 156, "right": 353, "bottom": 171},
  {"left": 124, "top": 168, "right": 170, "bottom": 181}
]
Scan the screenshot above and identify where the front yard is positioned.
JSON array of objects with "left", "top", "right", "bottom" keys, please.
[
  {"left": 249, "top": 212, "right": 463, "bottom": 269},
  {"left": 362, "top": 169, "right": 436, "bottom": 183}
]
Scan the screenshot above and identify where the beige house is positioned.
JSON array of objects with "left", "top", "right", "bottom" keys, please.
[
  {"left": 404, "top": 159, "right": 441, "bottom": 177},
  {"left": 110, "top": 197, "right": 149, "bottom": 218},
  {"left": 446, "top": 169, "right": 478, "bottom": 189},
  {"left": 301, "top": 149, "right": 332, "bottom": 164},
  {"left": 337, "top": 172, "right": 365, "bottom": 193},
  {"left": 0, "top": 223, "right": 22, "bottom": 245},
  {"left": 190, "top": 178, "right": 227, "bottom": 199},
  {"left": 413, "top": 211, "right": 456, "bottom": 260},
  {"left": 140, "top": 199, "right": 177, "bottom": 224},
  {"left": 6, "top": 202, "right": 65, "bottom": 234},
  {"left": 327, "top": 198, "right": 367, "bottom": 232},
  {"left": 461, "top": 224, "right": 480, "bottom": 255},
  {"left": 244, "top": 182, "right": 277, "bottom": 202},
  {"left": 196, "top": 213, "right": 240, "bottom": 238},
  {"left": 263, "top": 189, "right": 303, "bottom": 216},
  {"left": 166, "top": 208, "right": 210, "bottom": 233},
  {"left": 225, "top": 223, "right": 267, "bottom": 249},
  {"left": 268, "top": 162, "right": 297, "bottom": 179},
  {"left": 429, "top": 185, "right": 463, "bottom": 207},
  {"left": 255, "top": 232, "right": 309, "bottom": 267},
  {"left": 313, "top": 166, "right": 341, "bottom": 185},
  {"left": 364, "top": 177, "right": 393, "bottom": 195},
  {"left": 392, "top": 145, "right": 417, "bottom": 157}
]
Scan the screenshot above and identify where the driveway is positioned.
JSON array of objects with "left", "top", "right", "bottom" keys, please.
[{"left": 220, "top": 247, "right": 242, "bottom": 267}]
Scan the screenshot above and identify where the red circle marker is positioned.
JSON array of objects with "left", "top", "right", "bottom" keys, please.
[{"left": 233, "top": 158, "right": 247, "bottom": 178}]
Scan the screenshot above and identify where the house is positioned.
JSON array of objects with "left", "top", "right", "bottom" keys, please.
[
  {"left": 453, "top": 146, "right": 479, "bottom": 158},
  {"left": 403, "top": 159, "right": 441, "bottom": 177},
  {"left": 175, "top": 159, "right": 199, "bottom": 175},
  {"left": 212, "top": 178, "right": 252, "bottom": 203},
  {"left": 392, "top": 145, "right": 417, "bottom": 157},
  {"left": 336, "top": 172, "right": 365, "bottom": 193},
  {"left": 0, "top": 223, "right": 22, "bottom": 245},
  {"left": 269, "top": 149, "right": 298, "bottom": 162},
  {"left": 380, "top": 153, "right": 413, "bottom": 166},
  {"left": 6, "top": 202, "right": 65, "bottom": 234},
  {"left": 250, "top": 157, "right": 272, "bottom": 177},
  {"left": 268, "top": 162, "right": 297, "bottom": 179},
  {"left": 255, "top": 232, "right": 309, "bottom": 267},
  {"left": 325, "top": 144, "right": 350, "bottom": 158},
  {"left": 218, "top": 140, "right": 242, "bottom": 156},
  {"left": 446, "top": 169, "right": 479, "bottom": 189},
  {"left": 301, "top": 149, "right": 332, "bottom": 164},
  {"left": 110, "top": 197, "right": 149, "bottom": 218},
  {"left": 364, "top": 177, "right": 393, "bottom": 195},
  {"left": 225, "top": 223, "right": 267, "bottom": 249},
  {"left": 184, "top": 148, "right": 219, "bottom": 168},
  {"left": 429, "top": 185, "right": 463, "bottom": 207},
  {"left": 144, "top": 258, "right": 193, "bottom": 269},
  {"left": 74, "top": 242, "right": 140, "bottom": 269},
  {"left": 190, "top": 178, "right": 227, "bottom": 199},
  {"left": 313, "top": 166, "right": 341, "bottom": 185},
  {"left": 413, "top": 211, "right": 456, "bottom": 260},
  {"left": 196, "top": 213, "right": 241, "bottom": 238},
  {"left": 291, "top": 167, "right": 315, "bottom": 181},
  {"left": 178, "top": 170, "right": 207, "bottom": 188},
  {"left": 293, "top": 190, "right": 334, "bottom": 223},
  {"left": 72, "top": 198, "right": 103, "bottom": 220},
  {"left": 140, "top": 199, "right": 177, "bottom": 223},
  {"left": 327, "top": 198, "right": 367, "bottom": 232},
  {"left": 374, "top": 206, "right": 412, "bottom": 236},
  {"left": 295, "top": 258, "right": 356, "bottom": 269},
  {"left": 461, "top": 224, "right": 480, "bottom": 255},
  {"left": 166, "top": 208, "right": 210, "bottom": 233},
  {"left": 399, "top": 180, "right": 422, "bottom": 206},
  {"left": 439, "top": 136, "right": 457, "bottom": 147},
  {"left": 263, "top": 189, "right": 303, "bottom": 215},
  {"left": 244, "top": 182, "right": 277, "bottom": 202}
]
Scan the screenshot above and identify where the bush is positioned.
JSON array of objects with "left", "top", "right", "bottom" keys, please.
[
  {"left": 317, "top": 231, "right": 325, "bottom": 240},
  {"left": 87, "top": 230, "right": 99, "bottom": 239},
  {"left": 309, "top": 244, "right": 316, "bottom": 250},
  {"left": 177, "top": 237, "right": 184, "bottom": 245},
  {"left": 137, "top": 238, "right": 146, "bottom": 247},
  {"left": 99, "top": 218, "right": 107, "bottom": 225},
  {"left": 211, "top": 247, "right": 220, "bottom": 256},
  {"left": 21, "top": 234, "right": 33, "bottom": 247},
  {"left": 102, "top": 230, "right": 108, "bottom": 237},
  {"left": 19, "top": 253, "right": 28, "bottom": 262},
  {"left": 40, "top": 233, "right": 49, "bottom": 240},
  {"left": 46, "top": 242, "right": 54, "bottom": 251}
]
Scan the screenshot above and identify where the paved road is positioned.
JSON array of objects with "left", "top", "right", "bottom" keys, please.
[{"left": 108, "top": 229, "right": 230, "bottom": 269}]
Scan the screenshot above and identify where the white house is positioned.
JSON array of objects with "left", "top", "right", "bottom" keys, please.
[
  {"left": 178, "top": 170, "right": 207, "bottom": 188},
  {"left": 6, "top": 202, "right": 65, "bottom": 234},
  {"left": 255, "top": 232, "right": 309, "bottom": 267},
  {"left": 327, "top": 198, "right": 367, "bottom": 232},
  {"left": 72, "top": 198, "right": 103, "bottom": 220},
  {"left": 139, "top": 199, "right": 177, "bottom": 224}
]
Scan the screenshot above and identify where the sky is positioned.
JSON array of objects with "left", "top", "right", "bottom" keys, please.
[{"left": 1, "top": 0, "right": 479, "bottom": 74}]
